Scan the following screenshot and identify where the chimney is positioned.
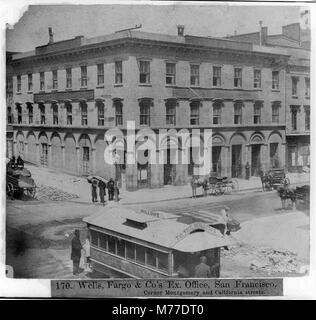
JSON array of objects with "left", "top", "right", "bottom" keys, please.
[
  {"left": 259, "top": 21, "right": 267, "bottom": 46},
  {"left": 48, "top": 27, "right": 54, "bottom": 44},
  {"left": 177, "top": 25, "right": 184, "bottom": 36}
]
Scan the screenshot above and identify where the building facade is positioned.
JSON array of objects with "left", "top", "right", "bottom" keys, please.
[
  {"left": 8, "top": 27, "right": 289, "bottom": 190},
  {"left": 226, "top": 22, "right": 311, "bottom": 172}
]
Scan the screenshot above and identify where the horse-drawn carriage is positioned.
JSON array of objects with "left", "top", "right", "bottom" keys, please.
[
  {"left": 261, "top": 168, "right": 290, "bottom": 191},
  {"left": 191, "top": 175, "right": 239, "bottom": 197},
  {"left": 6, "top": 166, "right": 37, "bottom": 198}
]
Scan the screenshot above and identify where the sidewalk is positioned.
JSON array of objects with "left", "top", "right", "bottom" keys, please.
[{"left": 27, "top": 164, "right": 310, "bottom": 205}]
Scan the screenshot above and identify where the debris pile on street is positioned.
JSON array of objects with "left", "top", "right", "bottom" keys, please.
[
  {"left": 36, "top": 185, "right": 79, "bottom": 201},
  {"left": 222, "top": 244, "right": 308, "bottom": 276}
]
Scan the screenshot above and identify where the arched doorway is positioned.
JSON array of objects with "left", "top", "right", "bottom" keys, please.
[
  {"left": 79, "top": 134, "right": 92, "bottom": 175},
  {"left": 38, "top": 132, "right": 49, "bottom": 167},
  {"left": 249, "top": 133, "right": 265, "bottom": 176},
  {"left": 51, "top": 133, "right": 62, "bottom": 169},
  {"left": 16, "top": 132, "right": 25, "bottom": 157},
  {"left": 230, "top": 133, "right": 246, "bottom": 178},
  {"left": 64, "top": 134, "right": 76, "bottom": 173},
  {"left": 268, "top": 132, "right": 282, "bottom": 169},
  {"left": 27, "top": 132, "right": 37, "bottom": 163}
]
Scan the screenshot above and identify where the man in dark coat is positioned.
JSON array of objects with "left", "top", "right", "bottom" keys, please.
[
  {"left": 98, "top": 180, "right": 107, "bottom": 206},
  {"left": 107, "top": 178, "right": 115, "bottom": 201},
  {"left": 91, "top": 178, "right": 98, "bottom": 202},
  {"left": 16, "top": 155, "right": 24, "bottom": 169},
  {"left": 71, "top": 229, "right": 82, "bottom": 275}
]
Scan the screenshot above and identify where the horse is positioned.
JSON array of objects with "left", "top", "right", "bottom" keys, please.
[
  {"left": 277, "top": 185, "right": 297, "bottom": 209},
  {"left": 260, "top": 171, "right": 273, "bottom": 191},
  {"left": 190, "top": 176, "right": 208, "bottom": 198}
]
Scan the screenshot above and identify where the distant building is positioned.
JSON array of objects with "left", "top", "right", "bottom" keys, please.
[
  {"left": 9, "top": 26, "right": 290, "bottom": 190},
  {"left": 226, "top": 22, "right": 310, "bottom": 172}
]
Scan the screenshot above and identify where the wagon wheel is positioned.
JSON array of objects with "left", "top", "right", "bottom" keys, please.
[
  {"left": 6, "top": 183, "right": 14, "bottom": 198},
  {"left": 26, "top": 188, "right": 36, "bottom": 198},
  {"left": 215, "top": 182, "right": 226, "bottom": 195},
  {"left": 230, "top": 178, "right": 239, "bottom": 192}
]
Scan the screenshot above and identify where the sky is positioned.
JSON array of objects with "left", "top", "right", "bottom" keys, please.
[{"left": 6, "top": 3, "right": 304, "bottom": 52}]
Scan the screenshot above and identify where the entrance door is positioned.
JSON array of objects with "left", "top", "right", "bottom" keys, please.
[
  {"left": 212, "top": 146, "right": 221, "bottom": 176},
  {"left": 137, "top": 163, "right": 150, "bottom": 189},
  {"left": 251, "top": 145, "right": 261, "bottom": 176},
  {"left": 288, "top": 145, "right": 297, "bottom": 172},
  {"left": 270, "top": 143, "right": 279, "bottom": 168},
  {"left": 164, "top": 148, "right": 176, "bottom": 185},
  {"left": 82, "top": 146, "right": 90, "bottom": 175},
  {"left": 41, "top": 143, "right": 48, "bottom": 167},
  {"left": 232, "top": 145, "right": 242, "bottom": 178}
]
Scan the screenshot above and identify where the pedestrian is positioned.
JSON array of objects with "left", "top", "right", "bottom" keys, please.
[
  {"left": 107, "top": 178, "right": 115, "bottom": 201},
  {"left": 16, "top": 155, "right": 24, "bottom": 169},
  {"left": 83, "top": 237, "right": 91, "bottom": 272},
  {"left": 98, "top": 179, "right": 106, "bottom": 206},
  {"left": 194, "top": 256, "right": 211, "bottom": 278},
  {"left": 71, "top": 229, "right": 82, "bottom": 275},
  {"left": 91, "top": 178, "right": 98, "bottom": 202},
  {"left": 114, "top": 179, "right": 120, "bottom": 202},
  {"left": 245, "top": 162, "right": 250, "bottom": 180},
  {"left": 10, "top": 156, "right": 16, "bottom": 170}
]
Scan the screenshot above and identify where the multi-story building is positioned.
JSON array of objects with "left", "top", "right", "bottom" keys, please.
[
  {"left": 226, "top": 22, "right": 311, "bottom": 172},
  {"left": 9, "top": 26, "right": 289, "bottom": 190}
]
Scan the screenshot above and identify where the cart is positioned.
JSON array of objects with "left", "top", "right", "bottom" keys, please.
[
  {"left": 6, "top": 167, "right": 37, "bottom": 198},
  {"left": 267, "top": 168, "right": 290, "bottom": 189},
  {"left": 208, "top": 176, "right": 239, "bottom": 195}
]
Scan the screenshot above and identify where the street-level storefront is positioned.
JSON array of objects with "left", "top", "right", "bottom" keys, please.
[
  {"left": 286, "top": 135, "right": 310, "bottom": 172},
  {"left": 83, "top": 207, "right": 234, "bottom": 278}
]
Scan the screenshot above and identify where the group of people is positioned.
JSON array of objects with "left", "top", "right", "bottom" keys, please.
[
  {"left": 70, "top": 229, "right": 91, "bottom": 275},
  {"left": 91, "top": 177, "right": 120, "bottom": 205},
  {"left": 7, "top": 155, "right": 24, "bottom": 170}
]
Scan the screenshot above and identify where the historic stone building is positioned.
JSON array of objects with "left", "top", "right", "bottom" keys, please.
[
  {"left": 227, "top": 22, "right": 311, "bottom": 172},
  {"left": 8, "top": 26, "right": 289, "bottom": 190}
]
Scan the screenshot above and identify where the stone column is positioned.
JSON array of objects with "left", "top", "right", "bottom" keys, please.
[
  {"left": 48, "top": 143, "right": 52, "bottom": 168},
  {"left": 61, "top": 145, "right": 65, "bottom": 169},
  {"left": 76, "top": 146, "right": 81, "bottom": 175},
  {"left": 221, "top": 146, "right": 228, "bottom": 177},
  {"left": 241, "top": 144, "right": 246, "bottom": 178},
  {"left": 226, "top": 145, "right": 232, "bottom": 178},
  {"left": 91, "top": 147, "right": 96, "bottom": 175},
  {"left": 36, "top": 143, "right": 40, "bottom": 165}
]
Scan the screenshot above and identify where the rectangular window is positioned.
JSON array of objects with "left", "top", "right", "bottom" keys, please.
[
  {"left": 17, "top": 105, "right": 22, "bottom": 124},
  {"left": 117, "top": 238, "right": 126, "bottom": 258},
  {"left": 17, "top": 75, "right": 21, "bottom": 92},
  {"left": 99, "top": 233, "right": 107, "bottom": 250},
  {"left": 90, "top": 230, "right": 98, "bottom": 247},
  {"left": 253, "top": 102, "right": 262, "bottom": 124},
  {"left": 97, "top": 64, "right": 104, "bottom": 85},
  {"left": 115, "top": 101, "right": 123, "bottom": 126},
  {"left": 115, "top": 61, "right": 123, "bottom": 84},
  {"left": 292, "top": 77, "right": 298, "bottom": 96},
  {"left": 66, "top": 103, "right": 72, "bottom": 125},
  {"left": 305, "top": 78, "right": 310, "bottom": 98},
  {"left": 52, "top": 104, "right": 58, "bottom": 125},
  {"left": 108, "top": 235, "right": 116, "bottom": 254},
  {"left": 234, "top": 68, "right": 242, "bottom": 88},
  {"left": 81, "top": 102, "right": 88, "bottom": 126},
  {"left": 7, "top": 107, "right": 13, "bottom": 124},
  {"left": 272, "top": 103, "right": 280, "bottom": 123},
  {"left": 40, "top": 72, "right": 45, "bottom": 91},
  {"left": 213, "top": 66, "right": 221, "bottom": 87},
  {"left": 146, "top": 249, "right": 156, "bottom": 268},
  {"left": 28, "top": 105, "right": 33, "bottom": 124},
  {"left": 190, "top": 102, "right": 199, "bottom": 125},
  {"left": 166, "top": 101, "right": 176, "bottom": 125},
  {"left": 254, "top": 69, "right": 261, "bottom": 88},
  {"left": 52, "top": 70, "right": 58, "bottom": 90},
  {"left": 135, "top": 244, "right": 145, "bottom": 264},
  {"left": 234, "top": 102, "right": 242, "bottom": 124},
  {"left": 272, "top": 71, "right": 279, "bottom": 90},
  {"left": 140, "top": 102, "right": 150, "bottom": 125},
  {"left": 213, "top": 102, "right": 222, "bottom": 125},
  {"left": 81, "top": 66, "right": 87, "bottom": 87},
  {"left": 28, "top": 74, "right": 33, "bottom": 91},
  {"left": 305, "top": 106, "right": 310, "bottom": 131},
  {"left": 190, "top": 64, "right": 199, "bottom": 86},
  {"left": 166, "top": 62, "right": 176, "bottom": 85},
  {"left": 157, "top": 251, "right": 168, "bottom": 272},
  {"left": 291, "top": 108, "right": 298, "bottom": 131},
  {"left": 97, "top": 102, "right": 104, "bottom": 126},
  {"left": 126, "top": 241, "right": 136, "bottom": 260},
  {"left": 139, "top": 61, "right": 150, "bottom": 84},
  {"left": 40, "top": 105, "right": 45, "bottom": 124},
  {"left": 66, "top": 68, "right": 72, "bottom": 89}
]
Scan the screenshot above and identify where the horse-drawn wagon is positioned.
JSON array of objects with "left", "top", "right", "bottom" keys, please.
[
  {"left": 6, "top": 166, "right": 37, "bottom": 198},
  {"left": 261, "top": 168, "right": 290, "bottom": 191}
]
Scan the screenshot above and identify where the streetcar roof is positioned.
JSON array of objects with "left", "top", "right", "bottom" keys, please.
[{"left": 83, "top": 205, "right": 235, "bottom": 251}]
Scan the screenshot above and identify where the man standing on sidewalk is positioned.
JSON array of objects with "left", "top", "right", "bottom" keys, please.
[
  {"left": 98, "top": 179, "right": 106, "bottom": 206},
  {"left": 91, "top": 178, "right": 98, "bottom": 202},
  {"left": 71, "top": 229, "right": 82, "bottom": 275},
  {"left": 107, "top": 178, "right": 115, "bottom": 201}
]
